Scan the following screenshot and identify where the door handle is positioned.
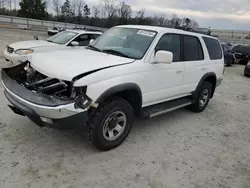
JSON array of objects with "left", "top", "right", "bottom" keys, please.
[
  {"left": 202, "top": 68, "right": 207, "bottom": 71},
  {"left": 176, "top": 70, "right": 182, "bottom": 74}
]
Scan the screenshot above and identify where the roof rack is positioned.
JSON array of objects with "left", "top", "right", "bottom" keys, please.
[{"left": 173, "top": 26, "right": 211, "bottom": 35}]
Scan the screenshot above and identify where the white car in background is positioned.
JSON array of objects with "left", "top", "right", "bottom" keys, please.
[
  {"left": 3, "top": 30, "right": 102, "bottom": 65},
  {"left": 47, "top": 27, "right": 64, "bottom": 36}
]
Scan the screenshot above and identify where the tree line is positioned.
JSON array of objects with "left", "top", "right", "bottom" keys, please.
[{"left": 0, "top": 0, "right": 200, "bottom": 29}]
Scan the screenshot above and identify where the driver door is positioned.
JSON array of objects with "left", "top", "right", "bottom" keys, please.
[{"left": 143, "top": 33, "right": 185, "bottom": 106}]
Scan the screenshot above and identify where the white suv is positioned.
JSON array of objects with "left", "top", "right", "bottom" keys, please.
[{"left": 2, "top": 25, "right": 224, "bottom": 150}]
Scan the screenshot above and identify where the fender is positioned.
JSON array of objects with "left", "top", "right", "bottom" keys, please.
[
  {"left": 96, "top": 83, "right": 142, "bottom": 104},
  {"left": 192, "top": 72, "right": 217, "bottom": 99}
]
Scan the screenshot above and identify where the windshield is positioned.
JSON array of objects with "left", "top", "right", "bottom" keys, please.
[
  {"left": 46, "top": 31, "right": 78, "bottom": 45},
  {"left": 90, "top": 27, "right": 157, "bottom": 59}
]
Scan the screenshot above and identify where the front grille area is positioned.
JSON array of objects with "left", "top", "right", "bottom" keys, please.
[
  {"left": 7, "top": 46, "right": 14, "bottom": 53},
  {"left": 24, "top": 70, "right": 71, "bottom": 100}
]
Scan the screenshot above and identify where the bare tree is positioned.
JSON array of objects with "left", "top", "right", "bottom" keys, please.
[
  {"left": 103, "top": 0, "right": 117, "bottom": 18},
  {"left": 169, "top": 14, "right": 180, "bottom": 27},
  {"left": 136, "top": 8, "right": 145, "bottom": 24},
  {"left": 157, "top": 14, "right": 166, "bottom": 26},
  {"left": 92, "top": 5, "right": 100, "bottom": 18},
  {"left": 117, "top": 1, "right": 132, "bottom": 20},
  {"left": 189, "top": 19, "right": 199, "bottom": 28},
  {"left": 0, "top": 0, "right": 8, "bottom": 9},
  {"left": 52, "top": 0, "right": 61, "bottom": 17}
]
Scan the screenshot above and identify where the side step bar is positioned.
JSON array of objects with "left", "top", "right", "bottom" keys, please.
[{"left": 141, "top": 97, "right": 192, "bottom": 118}]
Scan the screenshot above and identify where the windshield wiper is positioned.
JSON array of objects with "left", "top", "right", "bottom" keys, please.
[
  {"left": 102, "top": 49, "right": 132, "bottom": 58},
  {"left": 86, "top": 45, "right": 102, "bottom": 52}
]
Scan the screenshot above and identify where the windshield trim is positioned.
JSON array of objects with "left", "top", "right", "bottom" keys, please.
[{"left": 91, "top": 27, "right": 158, "bottom": 60}]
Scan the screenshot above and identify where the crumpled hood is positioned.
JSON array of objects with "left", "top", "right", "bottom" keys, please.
[
  {"left": 9, "top": 40, "right": 58, "bottom": 50},
  {"left": 29, "top": 48, "right": 135, "bottom": 81}
]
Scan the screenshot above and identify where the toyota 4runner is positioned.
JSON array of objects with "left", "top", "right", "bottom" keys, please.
[{"left": 1, "top": 25, "right": 224, "bottom": 150}]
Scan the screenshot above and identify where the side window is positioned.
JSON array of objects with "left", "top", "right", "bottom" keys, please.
[
  {"left": 202, "top": 37, "right": 222, "bottom": 60},
  {"left": 183, "top": 35, "right": 204, "bottom": 61},
  {"left": 155, "top": 34, "right": 181, "bottom": 62},
  {"left": 78, "top": 34, "right": 90, "bottom": 46},
  {"left": 72, "top": 34, "right": 90, "bottom": 46},
  {"left": 90, "top": 34, "right": 100, "bottom": 39}
]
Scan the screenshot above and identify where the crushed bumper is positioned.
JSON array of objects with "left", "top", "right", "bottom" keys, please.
[{"left": 2, "top": 69, "right": 89, "bottom": 129}]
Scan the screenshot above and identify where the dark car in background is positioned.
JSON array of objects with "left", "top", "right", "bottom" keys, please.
[
  {"left": 244, "top": 62, "right": 250, "bottom": 77},
  {"left": 231, "top": 45, "right": 250, "bottom": 65},
  {"left": 221, "top": 43, "right": 235, "bottom": 66}
]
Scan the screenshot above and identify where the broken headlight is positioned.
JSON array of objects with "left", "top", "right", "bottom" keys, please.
[{"left": 72, "top": 86, "right": 91, "bottom": 109}]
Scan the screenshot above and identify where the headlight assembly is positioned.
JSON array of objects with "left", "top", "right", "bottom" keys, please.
[
  {"left": 15, "top": 49, "right": 33, "bottom": 55},
  {"left": 71, "top": 86, "right": 91, "bottom": 109}
]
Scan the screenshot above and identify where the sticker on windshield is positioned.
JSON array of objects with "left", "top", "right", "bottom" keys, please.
[{"left": 137, "top": 30, "right": 156, "bottom": 37}]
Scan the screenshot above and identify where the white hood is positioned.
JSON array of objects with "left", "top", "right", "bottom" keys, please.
[
  {"left": 29, "top": 48, "right": 135, "bottom": 81},
  {"left": 9, "top": 40, "right": 58, "bottom": 50}
]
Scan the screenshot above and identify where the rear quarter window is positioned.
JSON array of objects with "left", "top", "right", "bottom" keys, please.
[{"left": 202, "top": 37, "right": 222, "bottom": 60}]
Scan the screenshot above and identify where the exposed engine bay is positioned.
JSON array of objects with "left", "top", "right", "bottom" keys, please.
[{"left": 4, "top": 62, "right": 85, "bottom": 101}]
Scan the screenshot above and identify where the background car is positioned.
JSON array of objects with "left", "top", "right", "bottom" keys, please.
[
  {"left": 244, "top": 61, "right": 250, "bottom": 77},
  {"left": 47, "top": 27, "right": 64, "bottom": 36},
  {"left": 221, "top": 43, "right": 235, "bottom": 66},
  {"left": 4, "top": 29, "right": 102, "bottom": 65},
  {"left": 231, "top": 45, "right": 250, "bottom": 65}
]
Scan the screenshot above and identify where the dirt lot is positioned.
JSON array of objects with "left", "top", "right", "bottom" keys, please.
[{"left": 0, "top": 29, "right": 250, "bottom": 188}]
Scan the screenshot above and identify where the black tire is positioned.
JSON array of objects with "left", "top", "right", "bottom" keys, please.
[
  {"left": 88, "top": 97, "right": 134, "bottom": 151},
  {"left": 232, "top": 58, "right": 235, "bottom": 64},
  {"left": 190, "top": 81, "right": 212, "bottom": 113},
  {"left": 239, "top": 60, "right": 248, "bottom": 65},
  {"left": 225, "top": 58, "right": 232, "bottom": 67}
]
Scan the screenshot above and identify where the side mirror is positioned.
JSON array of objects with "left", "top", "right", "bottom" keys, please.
[
  {"left": 89, "top": 39, "right": 95, "bottom": 44},
  {"left": 71, "top": 41, "right": 79, "bottom": 46},
  {"left": 153, "top": 50, "right": 173, "bottom": 64},
  {"left": 34, "top": 36, "right": 38, "bottom": 40}
]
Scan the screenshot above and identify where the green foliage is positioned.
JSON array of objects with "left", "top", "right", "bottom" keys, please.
[{"left": 18, "top": 0, "right": 48, "bottom": 19}]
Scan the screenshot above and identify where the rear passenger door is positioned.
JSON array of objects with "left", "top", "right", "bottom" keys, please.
[{"left": 182, "top": 35, "right": 205, "bottom": 93}]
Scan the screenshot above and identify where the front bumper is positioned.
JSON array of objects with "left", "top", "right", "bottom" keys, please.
[
  {"left": 3, "top": 49, "right": 27, "bottom": 65},
  {"left": 2, "top": 69, "right": 89, "bottom": 129}
]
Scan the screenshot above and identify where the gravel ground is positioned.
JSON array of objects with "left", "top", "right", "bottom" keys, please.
[{"left": 0, "top": 29, "right": 250, "bottom": 188}]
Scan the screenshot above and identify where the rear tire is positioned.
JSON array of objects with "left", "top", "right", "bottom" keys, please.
[
  {"left": 88, "top": 97, "right": 134, "bottom": 151},
  {"left": 190, "top": 81, "right": 212, "bottom": 113},
  {"left": 226, "top": 58, "right": 232, "bottom": 67}
]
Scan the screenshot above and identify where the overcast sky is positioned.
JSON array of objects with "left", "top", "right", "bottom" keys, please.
[{"left": 56, "top": 0, "right": 250, "bottom": 30}]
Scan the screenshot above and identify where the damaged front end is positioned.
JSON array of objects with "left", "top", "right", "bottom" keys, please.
[{"left": 1, "top": 61, "right": 92, "bottom": 129}]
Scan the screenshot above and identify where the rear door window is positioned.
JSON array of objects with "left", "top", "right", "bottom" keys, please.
[
  {"left": 202, "top": 37, "right": 222, "bottom": 60},
  {"left": 183, "top": 35, "right": 204, "bottom": 61}
]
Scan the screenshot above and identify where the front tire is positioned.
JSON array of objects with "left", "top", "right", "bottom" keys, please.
[
  {"left": 190, "top": 81, "right": 212, "bottom": 113},
  {"left": 88, "top": 97, "right": 134, "bottom": 151}
]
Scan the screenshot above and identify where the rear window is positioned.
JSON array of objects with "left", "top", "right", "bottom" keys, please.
[{"left": 202, "top": 37, "right": 222, "bottom": 60}]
